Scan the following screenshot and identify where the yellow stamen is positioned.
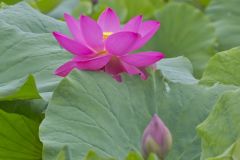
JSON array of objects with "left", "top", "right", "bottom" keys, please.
[
  {"left": 103, "top": 32, "right": 113, "bottom": 40},
  {"left": 98, "top": 50, "right": 107, "bottom": 55}
]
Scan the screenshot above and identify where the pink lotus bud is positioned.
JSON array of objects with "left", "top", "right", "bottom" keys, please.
[{"left": 141, "top": 114, "right": 172, "bottom": 160}]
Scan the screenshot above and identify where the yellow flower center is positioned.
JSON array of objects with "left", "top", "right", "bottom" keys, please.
[
  {"left": 98, "top": 32, "right": 113, "bottom": 56},
  {"left": 103, "top": 32, "right": 113, "bottom": 40},
  {"left": 97, "top": 50, "right": 107, "bottom": 56}
]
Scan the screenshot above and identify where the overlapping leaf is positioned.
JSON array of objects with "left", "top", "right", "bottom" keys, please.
[
  {"left": 197, "top": 89, "right": 240, "bottom": 159},
  {"left": 157, "top": 56, "right": 198, "bottom": 84},
  {"left": 0, "top": 110, "right": 42, "bottom": 160},
  {"left": 207, "top": 139, "right": 240, "bottom": 160},
  {"left": 0, "top": 75, "right": 40, "bottom": 101},
  {"left": 55, "top": 146, "right": 72, "bottom": 160},
  {"left": 200, "top": 47, "right": 240, "bottom": 86}
]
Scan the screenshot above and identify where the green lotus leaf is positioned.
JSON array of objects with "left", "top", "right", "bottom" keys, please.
[
  {"left": 0, "top": 0, "right": 21, "bottom": 5},
  {"left": 206, "top": 0, "right": 240, "bottom": 51},
  {"left": 48, "top": 0, "right": 80, "bottom": 19},
  {"left": 146, "top": 2, "right": 216, "bottom": 77},
  {"left": 0, "top": 109, "right": 42, "bottom": 160},
  {"left": 0, "top": 75, "right": 40, "bottom": 101},
  {"left": 0, "top": 99, "right": 46, "bottom": 121},
  {"left": 90, "top": 0, "right": 126, "bottom": 21},
  {"left": 84, "top": 151, "right": 114, "bottom": 160},
  {"left": 125, "top": 152, "right": 143, "bottom": 160},
  {"left": 171, "top": 0, "right": 211, "bottom": 8},
  {"left": 83, "top": 151, "right": 144, "bottom": 160},
  {"left": 204, "top": 139, "right": 240, "bottom": 160},
  {"left": 40, "top": 71, "right": 233, "bottom": 160},
  {"left": 56, "top": 146, "right": 72, "bottom": 160},
  {"left": 0, "top": 3, "right": 60, "bottom": 118},
  {"left": 28, "top": 0, "right": 62, "bottom": 14},
  {"left": 1, "top": 0, "right": 62, "bottom": 13},
  {"left": 197, "top": 89, "right": 240, "bottom": 159},
  {"left": 199, "top": 0, "right": 211, "bottom": 6},
  {"left": 207, "top": 139, "right": 240, "bottom": 160},
  {"left": 122, "top": 0, "right": 164, "bottom": 21},
  {"left": 157, "top": 56, "right": 198, "bottom": 84},
  {"left": 0, "top": 2, "right": 66, "bottom": 33},
  {"left": 0, "top": 19, "right": 71, "bottom": 99},
  {"left": 200, "top": 47, "right": 240, "bottom": 86}
]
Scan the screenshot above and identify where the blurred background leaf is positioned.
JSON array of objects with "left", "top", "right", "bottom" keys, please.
[
  {"left": 205, "top": 0, "right": 240, "bottom": 51},
  {"left": 172, "top": 0, "right": 211, "bottom": 9},
  {"left": 144, "top": 2, "right": 216, "bottom": 77},
  {"left": 48, "top": 0, "right": 83, "bottom": 20},
  {"left": 0, "top": 0, "right": 21, "bottom": 5},
  {"left": 1, "top": 0, "right": 62, "bottom": 13},
  {"left": 27, "top": 0, "right": 62, "bottom": 14}
]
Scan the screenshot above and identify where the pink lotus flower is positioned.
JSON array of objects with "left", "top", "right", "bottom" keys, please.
[
  {"left": 141, "top": 114, "right": 172, "bottom": 159},
  {"left": 53, "top": 8, "right": 164, "bottom": 81}
]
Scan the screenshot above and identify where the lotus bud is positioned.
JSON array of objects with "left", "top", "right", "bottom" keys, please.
[{"left": 141, "top": 114, "right": 172, "bottom": 160}]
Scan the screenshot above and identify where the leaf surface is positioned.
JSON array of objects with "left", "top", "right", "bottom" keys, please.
[{"left": 40, "top": 71, "right": 233, "bottom": 160}]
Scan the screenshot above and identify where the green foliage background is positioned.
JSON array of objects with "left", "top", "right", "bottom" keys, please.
[{"left": 0, "top": 0, "right": 240, "bottom": 160}]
